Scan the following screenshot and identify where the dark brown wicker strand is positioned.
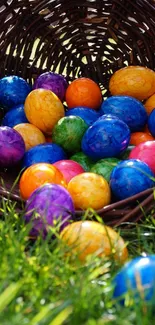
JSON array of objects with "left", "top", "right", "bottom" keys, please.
[{"left": 0, "top": 0, "right": 155, "bottom": 226}]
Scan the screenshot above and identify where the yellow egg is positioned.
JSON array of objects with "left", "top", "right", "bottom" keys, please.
[
  {"left": 14, "top": 123, "right": 46, "bottom": 151},
  {"left": 60, "top": 220, "right": 128, "bottom": 263},
  {"left": 109, "top": 66, "right": 155, "bottom": 101},
  {"left": 24, "top": 89, "right": 65, "bottom": 135},
  {"left": 144, "top": 93, "right": 155, "bottom": 115},
  {"left": 67, "top": 172, "right": 111, "bottom": 210}
]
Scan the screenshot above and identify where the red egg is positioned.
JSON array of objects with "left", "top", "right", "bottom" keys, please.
[
  {"left": 53, "top": 160, "right": 85, "bottom": 183},
  {"left": 129, "top": 141, "right": 155, "bottom": 173}
]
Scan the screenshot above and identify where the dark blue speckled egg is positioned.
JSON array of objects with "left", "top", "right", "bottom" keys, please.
[
  {"left": 100, "top": 95, "right": 147, "bottom": 132},
  {"left": 0, "top": 126, "right": 25, "bottom": 167},
  {"left": 148, "top": 109, "right": 155, "bottom": 137},
  {"left": 113, "top": 255, "right": 155, "bottom": 305},
  {"left": 110, "top": 159, "right": 154, "bottom": 200},
  {"left": 81, "top": 117, "right": 130, "bottom": 160},
  {"left": 2, "top": 104, "right": 28, "bottom": 128},
  {"left": 0, "top": 75, "right": 31, "bottom": 111},
  {"left": 22, "top": 143, "right": 67, "bottom": 169},
  {"left": 65, "top": 106, "right": 100, "bottom": 126}
]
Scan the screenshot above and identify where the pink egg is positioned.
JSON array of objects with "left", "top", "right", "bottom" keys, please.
[
  {"left": 129, "top": 140, "right": 155, "bottom": 174},
  {"left": 53, "top": 160, "right": 85, "bottom": 183}
]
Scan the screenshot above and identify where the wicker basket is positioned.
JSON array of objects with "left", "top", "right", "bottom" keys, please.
[{"left": 0, "top": 0, "right": 155, "bottom": 227}]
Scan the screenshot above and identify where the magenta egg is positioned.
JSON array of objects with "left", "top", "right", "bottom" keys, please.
[
  {"left": 53, "top": 160, "right": 85, "bottom": 183},
  {"left": 129, "top": 141, "right": 155, "bottom": 174}
]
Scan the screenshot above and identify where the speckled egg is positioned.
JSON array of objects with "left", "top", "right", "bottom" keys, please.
[
  {"left": 113, "top": 255, "right": 155, "bottom": 305},
  {"left": 0, "top": 76, "right": 31, "bottom": 110},
  {"left": 14, "top": 123, "right": 46, "bottom": 151},
  {"left": 24, "top": 183, "right": 75, "bottom": 237},
  {"left": 1, "top": 104, "right": 28, "bottom": 128},
  {"left": 90, "top": 157, "right": 121, "bottom": 182},
  {"left": 110, "top": 159, "right": 154, "bottom": 200},
  {"left": 81, "top": 117, "right": 130, "bottom": 160},
  {"left": 24, "top": 89, "right": 65, "bottom": 135},
  {"left": 109, "top": 66, "right": 155, "bottom": 101},
  {"left": 0, "top": 126, "right": 25, "bottom": 167},
  {"left": 60, "top": 220, "right": 128, "bottom": 263},
  {"left": 22, "top": 143, "right": 67, "bottom": 169},
  {"left": 52, "top": 116, "right": 88, "bottom": 154},
  {"left": 33, "top": 72, "right": 68, "bottom": 101},
  {"left": 65, "top": 106, "right": 100, "bottom": 126},
  {"left": 19, "top": 163, "right": 67, "bottom": 200},
  {"left": 129, "top": 141, "right": 155, "bottom": 174},
  {"left": 66, "top": 78, "right": 102, "bottom": 110},
  {"left": 67, "top": 172, "right": 111, "bottom": 210},
  {"left": 100, "top": 96, "right": 147, "bottom": 132}
]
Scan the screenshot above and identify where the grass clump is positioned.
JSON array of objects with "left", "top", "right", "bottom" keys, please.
[{"left": 0, "top": 198, "right": 155, "bottom": 324}]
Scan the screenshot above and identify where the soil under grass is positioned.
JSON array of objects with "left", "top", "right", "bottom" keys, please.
[{"left": 0, "top": 198, "right": 155, "bottom": 325}]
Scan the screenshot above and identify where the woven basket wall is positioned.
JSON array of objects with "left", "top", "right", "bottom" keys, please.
[{"left": 0, "top": 0, "right": 155, "bottom": 226}]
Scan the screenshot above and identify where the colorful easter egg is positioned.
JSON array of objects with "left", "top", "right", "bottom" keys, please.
[
  {"left": 148, "top": 109, "right": 155, "bottom": 137},
  {"left": 53, "top": 160, "right": 85, "bottom": 183},
  {"left": 19, "top": 163, "right": 67, "bottom": 200},
  {"left": 109, "top": 66, "right": 155, "bottom": 100},
  {"left": 1, "top": 104, "right": 28, "bottom": 128},
  {"left": 0, "top": 126, "right": 25, "bottom": 167},
  {"left": 60, "top": 220, "right": 128, "bottom": 263},
  {"left": 144, "top": 94, "right": 155, "bottom": 115},
  {"left": 22, "top": 143, "right": 67, "bottom": 169},
  {"left": 70, "top": 152, "right": 94, "bottom": 172},
  {"left": 52, "top": 116, "right": 88, "bottom": 154},
  {"left": 65, "top": 106, "right": 100, "bottom": 126},
  {"left": 24, "top": 183, "right": 74, "bottom": 237},
  {"left": 129, "top": 141, "right": 155, "bottom": 174},
  {"left": 90, "top": 157, "right": 121, "bottom": 182},
  {"left": 14, "top": 123, "right": 46, "bottom": 151},
  {"left": 24, "top": 89, "right": 65, "bottom": 134},
  {"left": 68, "top": 172, "right": 111, "bottom": 210},
  {"left": 130, "top": 132, "right": 154, "bottom": 145},
  {"left": 33, "top": 72, "right": 68, "bottom": 101},
  {"left": 110, "top": 159, "right": 154, "bottom": 200},
  {"left": 100, "top": 96, "right": 147, "bottom": 132},
  {"left": 82, "top": 117, "right": 130, "bottom": 160},
  {"left": 66, "top": 78, "right": 102, "bottom": 110},
  {"left": 113, "top": 256, "right": 155, "bottom": 305},
  {"left": 0, "top": 76, "right": 31, "bottom": 110}
]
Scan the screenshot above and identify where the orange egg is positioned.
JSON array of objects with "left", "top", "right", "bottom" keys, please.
[
  {"left": 144, "top": 94, "right": 155, "bottom": 115},
  {"left": 65, "top": 77, "right": 102, "bottom": 110},
  {"left": 19, "top": 163, "right": 67, "bottom": 200},
  {"left": 67, "top": 172, "right": 111, "bottom": 210},
  {"left": 60, "top": 220, "right": 128, "bottom": 263},
  {"left": 14, "top": 123, "right": 46, "bottom": 151},
  {"left": 130, "top": 132, "right": 154, "bottom": 146},
  {"left": 109, "top": 66, "right": 155, "bottom": 101}
]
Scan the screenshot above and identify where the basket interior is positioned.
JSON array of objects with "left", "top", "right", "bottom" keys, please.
[{"left": 0, "top": 0, "right": 155, "bottom": 96}]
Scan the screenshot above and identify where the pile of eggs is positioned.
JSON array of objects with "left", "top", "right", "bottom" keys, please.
[{"left": 0, "top": 66, "right": 155, "bottom": 264}]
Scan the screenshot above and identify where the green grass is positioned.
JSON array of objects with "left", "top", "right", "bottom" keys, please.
[{"left": 0, "top": 198, "right": 155, "bottom": 324}]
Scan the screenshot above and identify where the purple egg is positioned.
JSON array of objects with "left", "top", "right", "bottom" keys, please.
[
  {"left": 24, "top": 183, "right": 75, "bottom": 237},
  {"left": 0, "top": 126, "right": 25, "bottom": 167},
  {"left": 33, "top": 72, "right": 68, "bottom": 102}
]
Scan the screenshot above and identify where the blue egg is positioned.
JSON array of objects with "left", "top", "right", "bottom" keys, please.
[
  {"left": 22, "top": 143, "right": 67, "bottom": 169},
  {"left": 100, "top": 96, "right": 148, "bottom": 132},
  {"left": 81, "top": 117, "right": 130, "bottom": 160},
  {"left": 148, "top": 109, "right": 155, "bottom": 137},
  {"left": 65, "top": 107, "right": 100, "bottom": 126},
  {"left": 113, "top": 256, "right": 155, "bottom": 305},
  {"left": 110, "top": 159, "right": 154, "bottom": 200},
  {"left": 1, "top": 104, "right": 28, "bottom": 128},
  {"left": 0, "top": 76, "right": 31, "bottom": 110}
]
